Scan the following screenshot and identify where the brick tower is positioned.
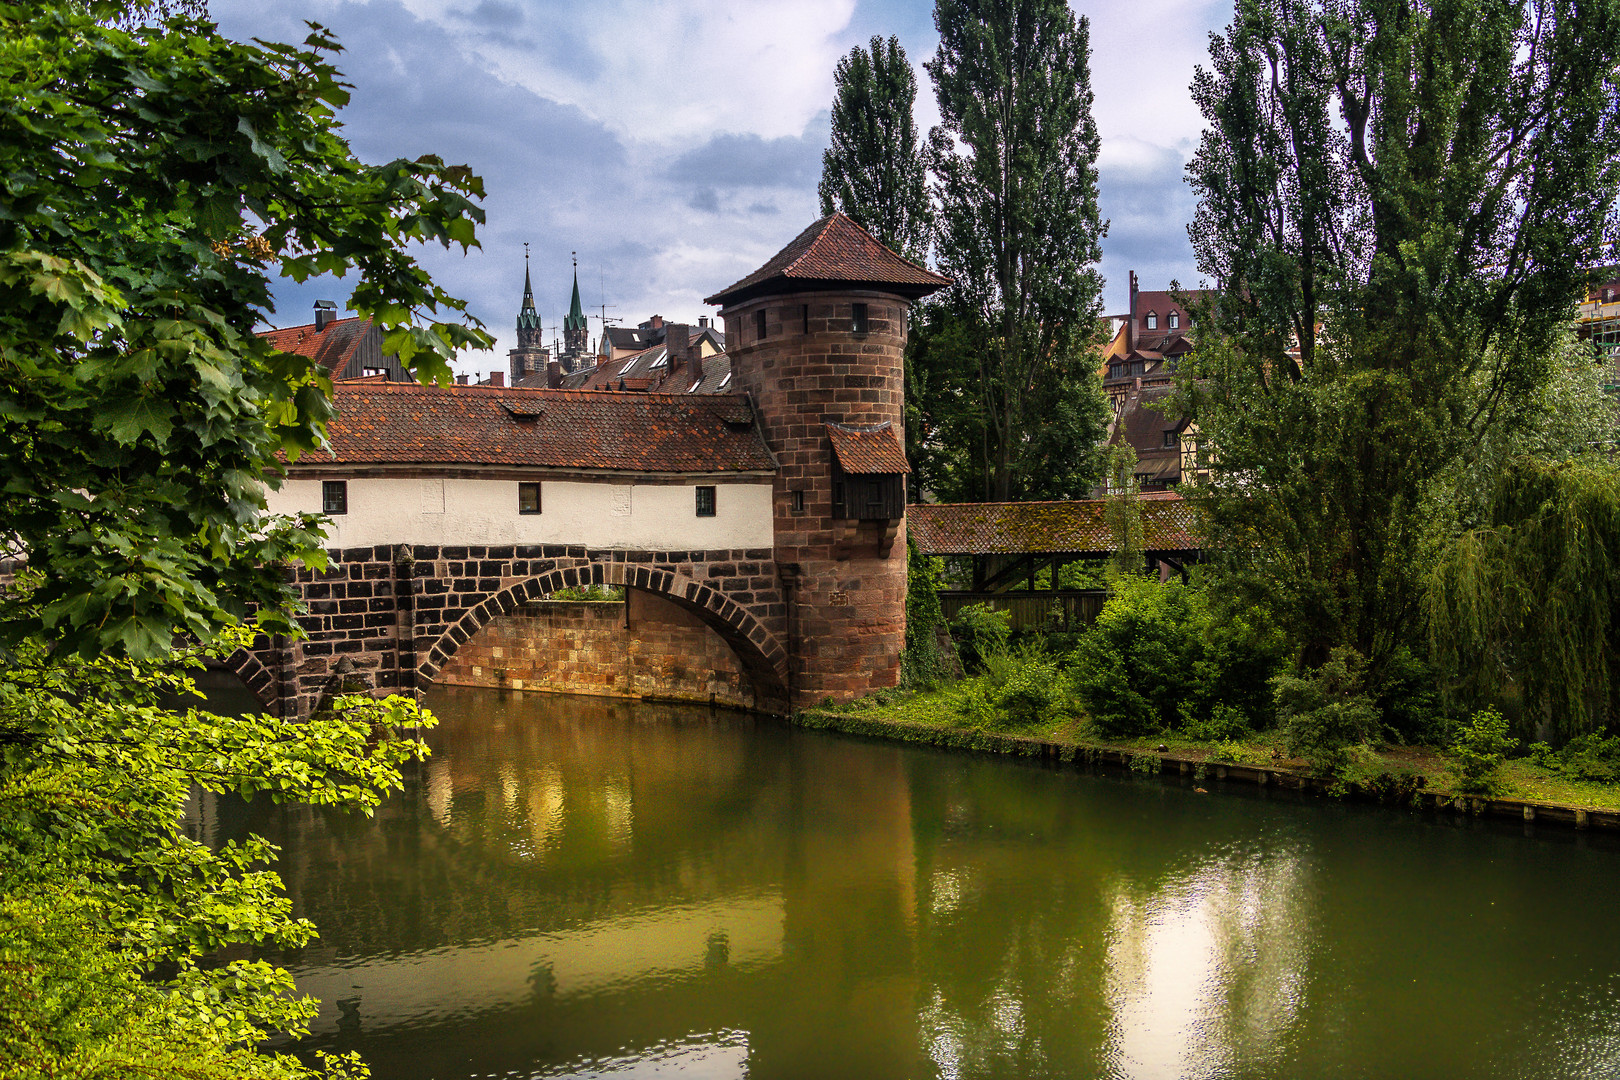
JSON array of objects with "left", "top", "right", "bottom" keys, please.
[{"left": 704, "top": 214, "right": 948, "bottom": 707}]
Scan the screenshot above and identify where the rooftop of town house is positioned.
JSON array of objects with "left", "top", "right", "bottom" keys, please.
[
  {"left": 290, "top": 383, "right": 777, "bottom": 474},
  {"left": 908, "top": 495, "right": 1200, "bottom": 556},
  {"left": 827, "top": 422, "right": 910, "bottom": 474},
  {"left": 704, "top": 212, "right": 951, "bottom": 307},
  {"left": 258, "top": 314, "right": 376, "bottom": 373}
]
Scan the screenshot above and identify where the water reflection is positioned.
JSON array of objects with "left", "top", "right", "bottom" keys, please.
[{"left": 196, "top": 687, "right": 1620, "bottom": 1080}]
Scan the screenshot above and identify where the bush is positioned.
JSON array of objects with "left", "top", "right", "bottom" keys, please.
[
  {"left": 1453, "top": 707, "right": 1518, "bottom": 795},
  {"left": 1069, "top": 576, "right": 1286, "bottom": 738},
  {"left": 1528, "top": 732, "right": 1620, "bottom": 782},
  {"left": 1182, "top": 701, "right": 1252, "bottom": 742},
  {"left": 1273, "top": 648, "right": 1382, "bottom": 778},
  {"left": 902, "top": 541, "right": 953, "bottom": 687},
  {"left": 949, "top": 603, "right": 1011, "bottom": 674}
]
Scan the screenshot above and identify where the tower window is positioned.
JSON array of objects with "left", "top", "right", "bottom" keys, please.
[
  {"left": 695, "top": 486, "right": 717, "bottom": 517},
  {"left": 755, "top": 309, "right": 767, "bottom": 341},
  {"left": 791, "top": 490, "right": 805, "bottom": 514},
  {"left": 518, "top": 482, "right": 541, "bottom": 514},
  {"left": 322, "top": 480, "right": 348, "bottom": 516},
  {"left": 1146, "top": 312, "right": 1158, "bottom": 330},
  {"left": 852, "top": 303, "right": 869, "bottom": 334},
  {"left": 802, "top": 303, "right": 810, "bottom": 334}
]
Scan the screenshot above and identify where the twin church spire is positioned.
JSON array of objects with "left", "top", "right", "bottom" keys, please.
[{"left": 509, "top": 246, "right": 592, "bottom": 384}]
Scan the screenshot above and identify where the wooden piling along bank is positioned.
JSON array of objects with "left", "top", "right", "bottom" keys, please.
[{"left": 796, "top": 709, "right": 1620, "bottom": 833}]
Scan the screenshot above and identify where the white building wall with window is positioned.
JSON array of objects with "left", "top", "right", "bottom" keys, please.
[{"left": 266, "top": 477, "right": 775, "bottom": 550}]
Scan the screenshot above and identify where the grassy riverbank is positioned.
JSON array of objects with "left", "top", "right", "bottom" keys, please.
[{"left": 803, "top": 679, "right": 1620, "bottom": 814}]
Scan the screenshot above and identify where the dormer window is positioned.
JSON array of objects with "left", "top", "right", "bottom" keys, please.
[
  {"left": 1145, "top": 312, "right": 1158, "bottom": 330},
  {"left": 1168, "top": 311, "right": 1179, "bottom": 329}
]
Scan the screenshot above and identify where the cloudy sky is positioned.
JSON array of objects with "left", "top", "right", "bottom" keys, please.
[{"left": 211, "top": 0, "right": 1232, "bottom": 378}]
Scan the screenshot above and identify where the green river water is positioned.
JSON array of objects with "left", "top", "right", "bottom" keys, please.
[{"left": 193, "top": 685, "right": 1620, "bottom": 1079}]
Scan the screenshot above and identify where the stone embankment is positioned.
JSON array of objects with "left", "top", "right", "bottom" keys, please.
[{"left": 797, "top": 709, "right": 1620, "bottom": 833}]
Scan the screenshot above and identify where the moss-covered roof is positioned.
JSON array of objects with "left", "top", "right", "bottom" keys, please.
[{"left": 909, "top": 495, "right": 1201, "bottom": 555}]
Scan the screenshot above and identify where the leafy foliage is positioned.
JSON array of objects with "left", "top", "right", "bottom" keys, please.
[
  {"left": 1273, "top": 648, "right": 1382, "bottom": 778},
  {"left": 818, "top": 35, "right": 932, "bottom": 262},
  {"left": 0, "top": 1, "right": 492, "bottom": 661},
  {"left": 1452, "top": 707, "right": 1518, "bottom": 795},
  {"left": 1070, "top": 575, "right": 1286, "bottom": 738},
  {"left": 918, "top": 0, "right": 1110, "bottom": 502},
  {"left": 1528, "top": 733, "right": 1620, "bottom": 783},
  {"left": 901, "top": 539, "right": 952, "bottom": 687},
  {"left": 1181, "top": 0, "right": 1620, "bottom": 680},
  {"left": 0, "top": 623, "right": 434, "bottom": 1078},
  {"left": 946, "top": 602, "right": 1011, "bottom": 675}
]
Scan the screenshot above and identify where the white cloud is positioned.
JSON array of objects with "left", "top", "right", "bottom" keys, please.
[{"left": 391, "top": 0, "right": 859, "bottom": 143}]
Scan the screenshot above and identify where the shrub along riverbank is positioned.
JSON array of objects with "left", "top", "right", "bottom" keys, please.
[{"left": 834, "top": 571, "right": 1620, "bottom": 815}]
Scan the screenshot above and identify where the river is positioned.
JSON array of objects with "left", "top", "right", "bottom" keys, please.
[{"left": 192, "top": 685, "right": 1620, "bottom": 1079}]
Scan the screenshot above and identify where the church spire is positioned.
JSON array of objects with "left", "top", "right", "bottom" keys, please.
[
  {"left": 563, "top": 251, "right": 588, "bottom": 358},
  {"left": 517, "top": 243, "right": 541, "bottom": 337}
]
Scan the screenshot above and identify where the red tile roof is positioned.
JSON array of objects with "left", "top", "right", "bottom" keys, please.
[
  {"left": 292, "top": 384, "right": 776, "bottom": 474},
  {"left": 704, "top": 213, "right": 950, "bottom": 307},
  {"left": 827, "top": 422, "right": 909, "bottom": 474},
  {"left": 258, "top": 316, "right": 375, "bottom": 374},
  {"left": 909, "top": 496, "right": 1202, "bottom": 555}
]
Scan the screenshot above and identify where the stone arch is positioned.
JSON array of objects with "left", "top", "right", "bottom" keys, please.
[
  {"left": 223, "top": 647, "right": 281, "bottom": 715},
  {"left": 416, "top": 559, "right": 790, "bottom": 709}
]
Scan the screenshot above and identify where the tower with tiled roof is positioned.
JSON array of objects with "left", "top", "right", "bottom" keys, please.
[
  {"left": 705, "top": 213, "right": 949, "bottom": 705},
  {"left": 509, "top": 244, "right": 548, "bottom": 384},
  {"left": 562, "top": 253, "right": 589, "bottom": 371}
]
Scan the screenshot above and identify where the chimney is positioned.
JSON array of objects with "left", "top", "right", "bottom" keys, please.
[
  {"left": 1128, "top": 271, "right": 1138, "bottom": 353},
  {"left": 649, "top": 314, "right": 664, "bottom": 331},
  {"left": 488, "top": 371, "right": 504, "bottom": 387},
  {"left": 314, "top": 299, "right": 337, "bottom": 331},
  {"left": 456, "top": 374, "right": 469, "bottom": 385},
  {"left": 698, "top": 315, "right": 709, "bottom": 329},
  {"left": 547, "top": 359, "right": 562, "bottom": 389},
  {"left": 666, "top": 323, "right": 690, "bottom": 377}
]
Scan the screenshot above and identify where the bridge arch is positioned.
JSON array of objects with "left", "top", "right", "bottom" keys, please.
[
  {"left": 223, "top": 647, "right": 281, "bottom": 715},
  {"left": 415, "top": 559, "right": 790, "bottom": 710}
]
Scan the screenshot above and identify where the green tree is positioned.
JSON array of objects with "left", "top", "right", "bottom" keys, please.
[
  {"left": 1, "top": 0, "right": 491, "bottom": 662},
  {"left": 1182, "top": 0, "right": 1620, "bottom": 678},
  {"left": 921, "top": 0, "right": 1111, "bottom": 502},
  {"left": 818, "top": 35, "right": 932, "bottom": 262},
  {"left": 0, "top": 3, "right": 488, "bottom": 1075}
]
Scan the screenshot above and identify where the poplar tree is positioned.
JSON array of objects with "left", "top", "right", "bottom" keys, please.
[
  {"left": 1183, "top": 0, "right": 1620, "bottom": 688},
  {"left": 923, "top": 0, "right": 1110, "bottom": 502},
  {"left": 818, "top": 35, "right": 932, "bottom": 261}
]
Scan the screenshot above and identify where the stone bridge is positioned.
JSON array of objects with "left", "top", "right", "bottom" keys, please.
[{"left": 226, "top": 543, "right": 791, "bottom": 719}]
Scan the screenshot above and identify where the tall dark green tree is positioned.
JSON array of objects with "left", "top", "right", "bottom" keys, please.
[
  {"left": 1182, "top": 0, "right": 1620, "bottom": 680},
  {"left": 920, "top": 0, "right": 1110, "bottom": 502},
  {"left": 818, "top": 35, "right": 931, "bottom": 261}
]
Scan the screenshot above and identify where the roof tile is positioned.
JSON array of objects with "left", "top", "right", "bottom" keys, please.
[
  {"left": 909, "top": 497, "right": 1201, "bottom": 555},
  {"left": 827, "top": 422, "right": 909, "bottom": 474},
  {"left": 293, "top": 384, "right": 776, "bottom": 473},
  {"left": 704, "top": 213, "right": 950, "bottom": 306}
]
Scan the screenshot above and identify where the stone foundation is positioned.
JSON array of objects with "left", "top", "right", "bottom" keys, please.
[{"left": 436, "top": 593, "right": 756, "bottom": 708}]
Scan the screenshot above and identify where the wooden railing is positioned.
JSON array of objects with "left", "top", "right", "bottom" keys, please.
[{"left": 938, "top": 590, "right": 1108, "bottom": 632}]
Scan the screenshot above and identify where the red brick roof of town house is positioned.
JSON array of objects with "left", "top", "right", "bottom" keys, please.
[
  {"left": 908, "top": 495, "right": 1202, "bottom": 555},
  {"left": 704, "top": 213, "right": 951, "bottom": 307},
  {"left": 290, "top": 384, "right": 778, "bottom": 474},
  {"left": 827, "top": 422, "right": 910, "bottom": 474},
  {"left": 258, "top": 315, "right": 375, "bottom": 374}
]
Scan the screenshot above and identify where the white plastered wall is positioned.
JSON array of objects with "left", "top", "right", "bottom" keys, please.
[{"left": 266, "top": 477, "right": 774, "bottom": 550}]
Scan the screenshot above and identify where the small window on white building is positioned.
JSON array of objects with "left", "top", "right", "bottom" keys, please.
[
  {"left": 518, "top": 482, "right": 541, "bottom": 514},
  {"left": 695, "top": 486, "right": 716, "bottom": 517},
  {"left": 322, "top": 480, "right": 348, "bottom": 515}
]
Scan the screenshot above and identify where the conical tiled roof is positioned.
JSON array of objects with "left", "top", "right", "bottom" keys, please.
[{"left": 704, "top": 213, "right": 950, "bottom": 307}]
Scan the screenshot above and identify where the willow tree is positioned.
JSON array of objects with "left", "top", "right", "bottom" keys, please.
[
  {"left": 1182, "top": 0, "right": 1620, "bottom": 679},
  {"left": 818, "top": 35, "right": 932, "bottom": 262},
  {"left": 922, "top": 0, "right": 1110, "bottom": 502}
]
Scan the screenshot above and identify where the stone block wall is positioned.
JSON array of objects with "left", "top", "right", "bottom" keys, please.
[
  {"left": 435, "top": 592, "right": 756, "bottom": 708},
  {"left": 238, "top": 543, "right": 789, "bottom": 717},
  {"left": 724, "top": 289, "right": 912, "bottom": 705}
]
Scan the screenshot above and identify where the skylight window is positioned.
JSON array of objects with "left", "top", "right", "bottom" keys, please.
[
  {"left": 617, "top": 358, "right": 637, "bottom": 375},
  {"left": 718, "top": 372, "right": 732, "bottom": 390}
]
